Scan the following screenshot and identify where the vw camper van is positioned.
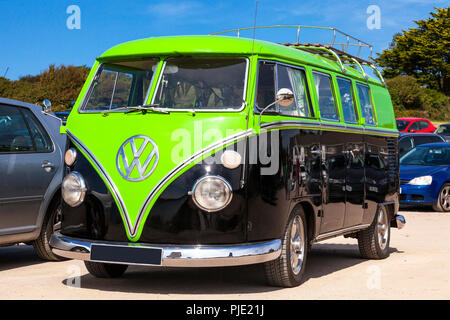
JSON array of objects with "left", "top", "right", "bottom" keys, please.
[{"left": 51, "top": 26, "right": 405, "bottom": 287}]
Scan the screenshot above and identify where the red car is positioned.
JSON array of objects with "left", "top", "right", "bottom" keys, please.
[{"left": 396, "top": 117, "right": 437, "bottom": 133}]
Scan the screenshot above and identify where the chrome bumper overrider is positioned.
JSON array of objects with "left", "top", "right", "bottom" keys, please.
[
  {"left": 395, "top": 215, "right": 406, "bottom": 230},
  {"left": 50, "top": 232, "right": 281, "bottom": 267}
]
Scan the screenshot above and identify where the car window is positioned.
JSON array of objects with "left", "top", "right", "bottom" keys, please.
[
  {"left": 408, "top": 121, "right": 420, "bottom": 132},
  {"left": 396, "top": 120, "right": 410, "bottom": 131},
  {"left": 399, "top": 137, "right": 413, "bottom": 157},
  {"left": 0, "top": 105, "right": 34, "bottom": 153},
  {"left": 277, "top": 65, "right": 311, "bottom": 117},
  {"left": 256, "top": 62, "right": 276, "bottom": 111},
  {"left": 336, "top": 78, "right": 357, "bottom": 123},
  {"left": 21, "top": 109, "right": 53, "bottom": 152},
  {"left": 313, "top": 72, "right": 339, "bottom": 121},
  {"left": 418, "top": 121, "right": 429, "bottom": 130},
  {"left": 436, "top": 125, "right": 450, "bottom": 135},
  {"left": 356, "top": 83, "right": 375, "bottom": 125},
  {"left": 413, "top": 135, "right": 442, "bottom": 146}
]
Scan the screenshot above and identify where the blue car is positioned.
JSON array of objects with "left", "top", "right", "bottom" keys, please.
[{"left": 400, "top": 143, "right": 450, "bottom": 211}]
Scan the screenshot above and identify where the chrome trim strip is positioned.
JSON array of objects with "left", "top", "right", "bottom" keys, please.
[
  {"left": 0, "top": 195, "right": 43, "bottom": 204},
  {"left": 260, "top": 120, "right": 399, "bottom": 136},
  {"left": 66, "top": 129, "right": 253, "bottom": 238},
  {"left": 314, "top": 224, "right": 370, "bottom": 242},
  {"left": 66, "top": 130, "right": 133, "bottom": 234},
  {"left": 50, "top": 232, "right": 281, "bottom": 267}
]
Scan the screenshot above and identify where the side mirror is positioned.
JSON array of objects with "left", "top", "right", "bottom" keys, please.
[
  {"left": 258, "top": 88, "right": 294, "bottom": 126},
  {"left": 409, "top": 129, "right": 416, "bottom": 133},
  {"left": 276, "top": 88, "right": 294, "bottom": 107},
  {"left": 42, "top": 99, "right": 52, "bottom": 113}
]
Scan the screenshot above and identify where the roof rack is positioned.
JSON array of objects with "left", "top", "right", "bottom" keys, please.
[{"left": 210, "top": 25, "right": 386, "bottom": 86}]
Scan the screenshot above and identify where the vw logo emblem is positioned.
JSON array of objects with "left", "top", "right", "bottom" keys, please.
[{"left": 116, "top": 135, "right": 159, "bottom": 182}]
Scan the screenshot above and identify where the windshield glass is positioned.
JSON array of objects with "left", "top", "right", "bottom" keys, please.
[
  {"left": 400, "top": 145, "right": 450, "bottom": 166},
  {"left": 82, "top": 59, "right": 158, "bottom": 112},
  {"left": 396, "top": 120, "right": 410, "bottom": 131},
  {"left": 153, "top": 58, "right": 247, "bottom": 110},
  {"left": 436, "top": 125, "right": 450, "bottom": 135}
]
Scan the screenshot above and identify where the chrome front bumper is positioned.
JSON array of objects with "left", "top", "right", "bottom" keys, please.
[{"left": 50, "top": 232, "right": 281, "bottom": 267}]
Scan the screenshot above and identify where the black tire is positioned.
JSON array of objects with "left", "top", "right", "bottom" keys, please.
[
  {"left": 32, "top": 200, "right": 66, "bottom": 261},
  {"left": 432, "top": 183, "right": 450, "bottom": 212},
  {"left": 84, "top": 261, "right": 128, "bottom": 278},
  {"left": 357, "top": 206, "right": 390, "bottom": 259},
  {"left": 263, "top": 206, "right": 308, "bottom": 287}
]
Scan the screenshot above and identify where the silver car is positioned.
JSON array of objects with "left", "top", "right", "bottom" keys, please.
[{"left": 0, "top": 97, "right": 66, "bottom": 260}]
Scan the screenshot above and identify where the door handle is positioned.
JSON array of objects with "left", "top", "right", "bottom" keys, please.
[{"left": 42, "top": 161, "right": 55, "bottom": 172}]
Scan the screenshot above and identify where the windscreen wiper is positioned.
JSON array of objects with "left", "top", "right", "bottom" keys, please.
[{"left": 102, "top": 104, "right": 169, "bottom": 116}]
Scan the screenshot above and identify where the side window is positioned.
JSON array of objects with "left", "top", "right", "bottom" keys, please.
[
  {"left": 21, "top": 109, "right": 53, "bottom": 152},
  {"left": 336, "top": 77, "right": 357, "bottom": 123},
  {"left": 0, "top": 105, "right": 34, "bottom": 153},
  {"left": 277, "top": 65, "right": 311, "bottom": 117},
  {"left": 408, "top": 121, "right": 420, "bottom": 132},
  {"left": 356, "top": 83, "right": 376, "bottom": 126},
  {"left": 413, "top": 135, "right": 439, "bottom": 147},
  {"left": 418, "top": 121, "right": 429, "bottom": 130},
  {"left": 399, "top": 137, "right": 413, "bottom": 157},
  {"left": 312, "top": 72, "right": 339, "bottom": 121},
  {"left": 256, "top": 62, "right": 276, "bottom": 110}
]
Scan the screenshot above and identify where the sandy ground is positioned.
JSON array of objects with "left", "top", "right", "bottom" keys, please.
[{"left": 1, "top": 208, "right": 449, "bottom": 300}]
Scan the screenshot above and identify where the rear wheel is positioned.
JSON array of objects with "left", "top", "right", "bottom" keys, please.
[
  {"left": 84, "top": 261, "right": 128, "bottom": 278},
  {"left": 264, "top": 206, "right": 308, "bottom": 287},
  {"left": 432, "top": 183, "right": 450, "bottom": 212},
  {"left": 357, "top": 206, "right": 390, "bottom": 259}
]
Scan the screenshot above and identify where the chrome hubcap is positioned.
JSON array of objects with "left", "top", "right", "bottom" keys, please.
[
  {"left": 440, "top": 186, "right": 450, "bottom": 211},
  {"left": 290, "top": 215, "right": 305, "bottom": 275},
  {"left": 377, "top": 209, "right": 389, "bottom": 250}
]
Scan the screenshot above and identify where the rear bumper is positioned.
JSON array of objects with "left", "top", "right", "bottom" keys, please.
[{"left": 50, "top": 232, "right": 281, "bottom": 267}]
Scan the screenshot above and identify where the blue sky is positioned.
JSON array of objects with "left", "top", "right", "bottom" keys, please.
[{"left": 0, "top": 0, "right": 447, "bottom": 80}]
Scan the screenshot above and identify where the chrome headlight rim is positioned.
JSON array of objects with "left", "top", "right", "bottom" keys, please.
[
  {"left": 62, "top": 171, "right": 87, "bottom": 207},
  {"left": 191, "top": 175, "right": 233, "bottom": 213},
  {"left": 64, "top": 148, "right": 78, "bottom": 166}
]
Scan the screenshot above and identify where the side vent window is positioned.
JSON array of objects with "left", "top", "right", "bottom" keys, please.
[{"left": 256, "top": 62, "right": 276, "bottom": 111}]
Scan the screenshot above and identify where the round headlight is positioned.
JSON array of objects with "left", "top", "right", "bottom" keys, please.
[
  {"left": 62, "top": 172, "right": 87, "bottom": 207},
  {"left": 192, "top": 176, "right": 233, "bottom": 212},
  {"left": 65, "top": 148, "right": 77, "bottom": 166},
  {"left": 221, "top": 150, "right": 242, "bottom": 169}
]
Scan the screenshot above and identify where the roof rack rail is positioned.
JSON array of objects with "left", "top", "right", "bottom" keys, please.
[{"left": 210, "top": 25, "right": 386, "bottom": 86}]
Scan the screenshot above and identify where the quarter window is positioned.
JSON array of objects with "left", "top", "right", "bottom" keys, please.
[
  {"left": 312, "top": 72, "right": 339, "bottom": 121},
  {"left": 356, "top": 83, "right": 376, "bottom": 126},
  {"left": 336, "top": 78, "right": 357, "bottom": 123},
  {"left": 277, "top": 66, "right": 311, "bottom": 117},
  {"left": 21, "top": 109, "right": 52, "bottom": 152}
]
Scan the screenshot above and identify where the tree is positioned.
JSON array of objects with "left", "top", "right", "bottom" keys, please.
[{"left": 375, "top": 7, "right": 450, "bottom": 95}]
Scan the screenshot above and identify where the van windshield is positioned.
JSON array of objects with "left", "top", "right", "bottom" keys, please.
[
  {"left": 82, "top": 59, "right": 158, "bottom": 112},
  {"left": 153, "top": 58, "right": 247, "bottom": 110}
]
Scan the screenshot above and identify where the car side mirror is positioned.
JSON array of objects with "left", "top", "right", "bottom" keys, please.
[
  {"left": 409, "top": 129, "right": 416, "bottom": 133},
  {"left": 42, "top": 99, "right": 52, "bottom": 113},
  {"left": 258, "top": 88, "right": 294, "bottom": 126}
]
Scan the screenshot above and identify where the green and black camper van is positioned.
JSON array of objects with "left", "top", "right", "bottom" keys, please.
[{"left": 51, "top": 26, "right": 405, "bottom": 287}]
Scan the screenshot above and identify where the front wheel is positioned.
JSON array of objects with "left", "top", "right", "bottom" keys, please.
[
  {"left": 84, "top": 261, "right": 128, "bottom": 278},
  {"left": 432, "top": 183, "right": 450, "bottom": 212},
  {"left": 357, "top": 206, "right": 390, "bottom": 259},
  {"left": 263, "top": 206, "right": 308, "bottom": 287}
]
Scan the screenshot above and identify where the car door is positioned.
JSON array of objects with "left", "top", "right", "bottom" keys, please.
[{"left": 0, "top": 105, "right": 59, "bottom": 235}]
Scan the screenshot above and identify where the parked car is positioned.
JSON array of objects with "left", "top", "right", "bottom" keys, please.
[
  {"left": 396, "top": 117, "right": 436, "bottom": 133},
  {"left": 398, "top": 133, "right": 445, "bottom": 158},
  {"left": 400, "top": 143, "right": 450, "bottom": 211},
  {"left": 50, "top": 28, "right": 405, "bottom": 287},
  {"left": 0, "top": 97, "right": 66, "bottom": 260},
  {"left": 54, "top": 111, "right": 71, "bottom": 125},
  {"left": 434, "top": 123, "right": 450, "bottom": 142}
]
